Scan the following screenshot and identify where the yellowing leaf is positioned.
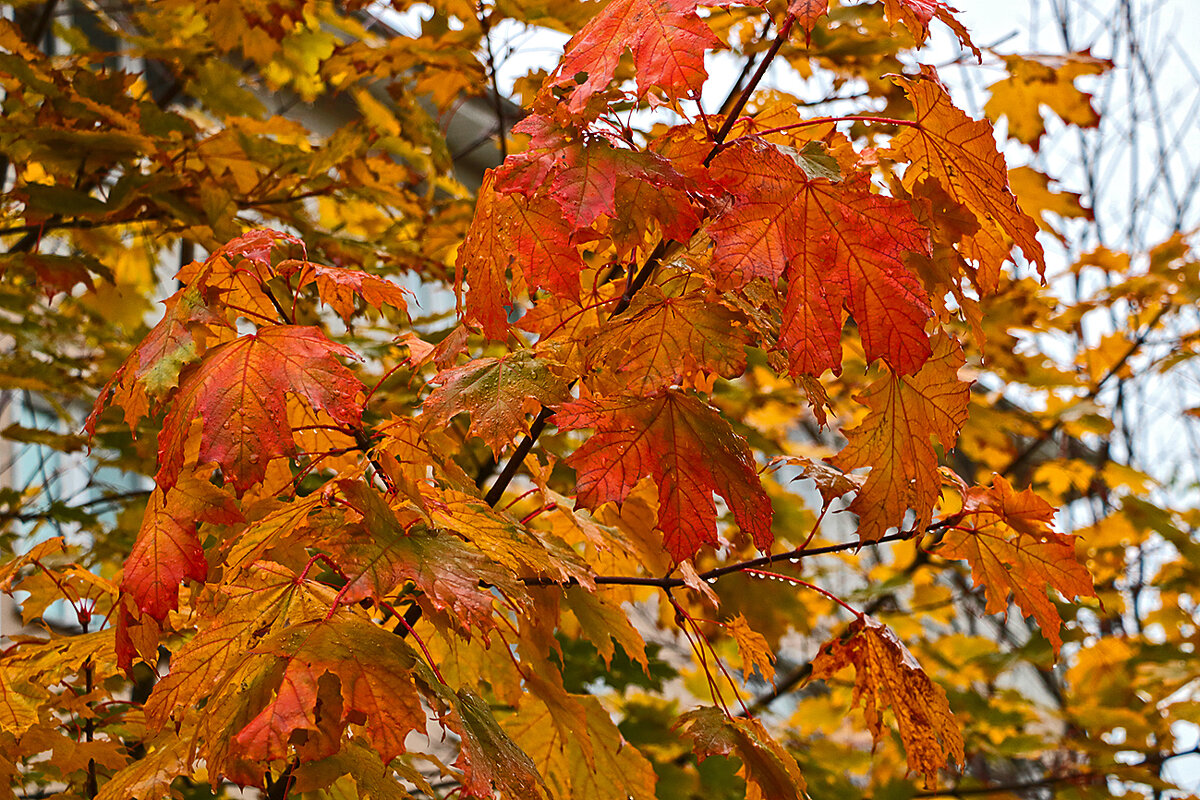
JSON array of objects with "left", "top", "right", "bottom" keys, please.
[
  {"left": 810, "top": 616, "right": 963, "bottom": 785},
  {"left": 506, "top": 694, "right": 656, "bottom": 800},
  {"left": 985, "top": 52, "right": 1110, "bottom": 149},
  {"left": 727, "top": 613, "right": 775, "bottom": 684}
]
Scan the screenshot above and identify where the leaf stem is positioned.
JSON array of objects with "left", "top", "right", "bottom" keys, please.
[
  {"left": 706, "top": 13, "right": 797, "bottom": 162},
  {"left": 743, "top": 569, "right": 864, "bottom": 619}
]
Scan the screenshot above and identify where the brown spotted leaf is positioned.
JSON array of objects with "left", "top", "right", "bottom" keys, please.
[
  {"left": 810, "top": 616, "right": 963, "bottom": 786},
  {"left": 421, "top": 351, "right": 570, "bottom": 455},
  {"left": 675, "top": 706, "right": 806, "bottom": 800}
]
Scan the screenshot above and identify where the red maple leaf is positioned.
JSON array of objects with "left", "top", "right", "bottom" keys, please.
[
  {"left": 156, "top": 325, "right": 363, "bottom": 494},
  {"left": 123, "top": 472, "right": 243, "bottom": 620},
  {"left": 552, "top": 0, "right": 722, "bottom": 113},
  {"left": 554, "top": 389, "right": 772, "bottom": 562},
  {"left": 709, "top": 139, "right": 933, "bottom": 375}
]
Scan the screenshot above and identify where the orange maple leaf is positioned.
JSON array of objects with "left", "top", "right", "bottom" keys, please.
[
  {"left": 552, "top": 0, "right": 722, "bottom": 113},
  {"left": 888, "top": 68, "right": 1044, "bottom": 292},
  {"left": 835, "top": 334, "right": 970, "bottom": 542},
  {"left": 156, "top": 325, "right": 363, "bottom": 494},
  {"left": 937, "top": 474, "right": 1097, "bottom": 653},
  {"left": 584, "top": 282, "right": 750, "bottom": 396},
  {"left": 708, "top": 139, "right": 933, "bottom": 375}
]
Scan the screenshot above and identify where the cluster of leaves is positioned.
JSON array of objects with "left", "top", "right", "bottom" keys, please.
[{"left": 2, "top": 1, "right": 1200, "bottom": 799}]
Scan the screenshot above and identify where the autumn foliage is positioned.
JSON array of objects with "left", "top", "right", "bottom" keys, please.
[{"left": 2, "top": 0, "right": 1199, "bottom": 799}]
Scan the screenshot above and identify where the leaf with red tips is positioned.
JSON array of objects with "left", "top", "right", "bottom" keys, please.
[
  {"left": 212, "top": 617, "right": 432, "bottom": 777},
  {"left": 882, "top": 0, "right": 978, "bottom": 57},
  {"left": 458, "top": 171, "right": 584, "bottom": 339},
  {"left": 811, "top": 616, "right": 963, "bottom": 786},
  {"left": 888, "top": 69, "right": 1043, "bottom": 291},
  {"left": 835, "top": 334, "right": 970, "bottom": 542},
  {"left": 790, "top": 0, "right": 830, "bottom": 34},
  {"left": 552, "top": 0, "right": 722, "bottom": 113},
  {"left": 709, "top": 140, "right": 933, "bottom": 375},
  {"left": 554, "top": 389, "right": 772, "bottom": 562},
  {"left": 156, "top": 325, "right": 363, "bottom": 494},
  {"left": 291, "top": 262, "right": 410, "bottom": 322},
  {"left": 937, "top": 474, "right": 1097, "bottom": 653}
]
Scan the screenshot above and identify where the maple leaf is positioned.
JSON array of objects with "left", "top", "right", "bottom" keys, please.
[
  {"left": 122, "top": 472, "right": 242, "bottom": 621},
  {"left": 769, "top": 455, "right": 864, "bottom": 508},
  {"left": 551, "top": 0, "right": 722, "bottom": 113},
  {"left": 214, "top": 617, "right": 430, "bottom": 777},
  {"left": 156, "top": 325, "right": 363, "bottom": 494},
  {"left": 94, "top": 735, "right": 187, "bottom": 800},
  {"left": 835, "top": 334, "right": 970, "bottom": 542},
  {"left": 584, "top": 282, "right": 750, "bottom": 395},
  {"left": 333, "top": 481, "right": 529, "bottom": 634},
  {"left": 554, "top": 389, "right": 772, "bottom": 562},
  {"left": 985, "top": 52, "right": 1110, "bottom": 150},
  {"left": 453, "top": 688, "right": 551, "bottom": 800},
  {"left": 86, "top": 280, "right": 232, "bottom": 435},
  {"left": 811, "top": 616, "right": 963, "bottom": 785},
  {"left": 709, "top": 140, "right": 933, "bottom": 375},
  {"left": 505, "top": 694, "right": 656, "bottom": 800},
  {"left": 727, "top": 613, "right": 775, "bottom": 684},
  {"left": 564, "top": 586, "right": 649, "bottom": 669},
  {"left": 421, "top": 351, "right": 571, "bottom": 455},
  {"left": 0, "top": 667, "right": 40, "bottom": 735},
  {"left": 458, "top": 171, "right": 584, "bottom": 339},
  {"left": 881, "top": 0, "right": 979, "bottom": 57},
  {"left": 937, "top": 474, "right": 1097, "bottom": 653},
  {"left": 790, "top": 0, "right": 830, "bottom": 35},
  {"left": 498, "top": 135, "right": 700, "bottom": 252},
  {"left": 675, "top": 706, "right": 807, "bottom": 800},
  {"left": 888, "top": 69, "right": 1044, "bottom": 292},
  {"left": 280, "top": 260, "right": 411, "bottom": 322},
  {"left": 145, "top": 560, "right": 340, "bottom": 732}
]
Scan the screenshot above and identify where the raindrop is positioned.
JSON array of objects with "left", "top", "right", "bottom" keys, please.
[{"left": 248, "top": 453, "right": 260, "bottom": 464}]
